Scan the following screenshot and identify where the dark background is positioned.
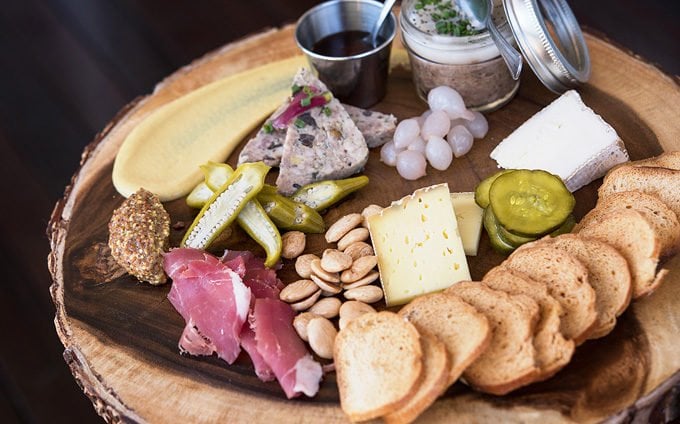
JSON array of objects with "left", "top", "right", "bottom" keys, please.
[{"left": 0, "top": 1, "right": 678, "bottom": 422}]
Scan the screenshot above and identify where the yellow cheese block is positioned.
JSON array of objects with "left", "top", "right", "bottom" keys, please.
[
  {"left": 368, "top": 184, "right": 472, "bottom": 306},
  {"left": 450, "top": 192, "right": 484, "bottom": 256},
  {"left": 112, "top": 55, "right": 307, "bottom": 201}
]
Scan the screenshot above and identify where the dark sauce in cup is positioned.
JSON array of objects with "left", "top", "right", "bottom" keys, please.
[{"left": 312, "top": 30, "right": 383, "bottom": 57}]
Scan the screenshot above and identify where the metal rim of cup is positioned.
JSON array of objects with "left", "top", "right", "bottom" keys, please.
[{"left": 294, "top": 0, "right": 397, "bottom": 62}]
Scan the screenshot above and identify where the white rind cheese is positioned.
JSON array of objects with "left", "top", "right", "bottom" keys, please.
[
  {"left": 367, "top": 184, "right": 471, "bottom": 306},
  {"left": 490, "top": 90, "right": 629, "bottom": 192},
  {"left": 450, "top": 192, "right": 484, "bottom": 256}
]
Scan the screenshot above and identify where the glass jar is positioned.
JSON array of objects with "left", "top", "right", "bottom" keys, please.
[{"left": 400, "top": 0, "right": 520, "bottom": 111}]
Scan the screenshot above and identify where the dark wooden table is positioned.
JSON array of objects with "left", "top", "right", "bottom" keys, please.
[{"left": 0, "top": 1, "right": 678, "bottom": 423}]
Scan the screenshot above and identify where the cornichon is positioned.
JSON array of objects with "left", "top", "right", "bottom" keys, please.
[
  {"left": 181, "top": 161, "right": 270, "bottom": 250},
  {"left": 291, "top": 175, "right": 369, "bottom": 211},
  {"left": 475, "top": 169, "right": 513, "bottom": 209},
  {"left": 235, "top": 199, "right": 281, "bottom": 268},
  {"left": 489, "top": 169, "right": 575, "bottom": 236},
  {"left": 257, "top": 185, "right": 325, "bottom": 233}
]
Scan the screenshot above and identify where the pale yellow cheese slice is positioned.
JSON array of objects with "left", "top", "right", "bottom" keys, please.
[
  {"left": 368, "top": 184, "right": 471, "bottom": 307},
  {"left": 450, "top": 192, "right": 484, "bottom": 256},
  {"left": 112, "top": 55, "right": 307, "bottom": 201}
]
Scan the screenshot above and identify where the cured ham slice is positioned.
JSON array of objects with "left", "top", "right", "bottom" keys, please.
[
  {"left": 252, "top": 298, "right": 323, "bottom": 398},
  {"left": 165, "top": 248, "right": 251, "bottom": 364},
  {"left": 222, "top": 250, "right": 284, "bottom": 299},
  {"left": 165, "top": 248, "right": 321, "bottom": 398}
]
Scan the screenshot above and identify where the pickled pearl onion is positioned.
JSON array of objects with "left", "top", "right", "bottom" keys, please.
[{"left": 396, "top": 150, "right": 427, "bottom": 180}]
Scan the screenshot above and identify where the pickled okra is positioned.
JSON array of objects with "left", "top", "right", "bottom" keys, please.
[
  {"left": 192, "top": 162, "right": 325, "bottom": 233},
  {"left": 186, "top": 181, "right": 214, "bottom": 208},
  {"left": 291, "top": 176, "right": 369, "bottom": 211},
  {"left": 236, "top": 199, "right": 281, "bottom": 267},
  {"left": 257, "top": 185, "right": 325, "bottom": 233},
  {"left": 181, "top": 162, "right": 270, "bottom": 250}
]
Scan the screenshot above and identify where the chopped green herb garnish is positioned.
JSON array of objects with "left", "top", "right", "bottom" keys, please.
[
  {"left": 322, "top": 106, "right": 332, "bottom": 117},
  {"left": 294, "top": 118, "right": 306, "bottom": 128},
  {"left": 300, "top": 97, "right": 311, "bottom": 107},
  {"left": 263, "top": 122, "right": 273, "bottom": 134},
  {"left": 291, "top": 84, "right": 302, "bottom": 95}
]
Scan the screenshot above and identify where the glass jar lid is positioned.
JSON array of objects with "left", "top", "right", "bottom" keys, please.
[{"left": 502, "top": 0, "right": 590, "bottom": 93}]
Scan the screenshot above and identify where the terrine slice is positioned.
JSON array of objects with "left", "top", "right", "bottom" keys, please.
[
  {"left": 237, "top": 101, "right": 288, "bottom": 166},
  {"left": 238, "top": 103, "right": 394, "bottom": 166},
  {"left": 343, "top": 104, "right": 396, "bottom": 148},
  {"left": 276, "top": 98, "right": 369, "bottom": 195}
]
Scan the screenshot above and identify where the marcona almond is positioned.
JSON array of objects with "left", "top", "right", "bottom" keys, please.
[
  {"left": 321, "top": 249, "right": 353, "bottom": 273},
  {"left": 310, "top": 274, "right": 342, "bottom": 294},
  {"left": 325, "top": 213, "right": 362, "bottom": 243},
  {"left": 290, "top": 290, "right": 321, "bottom": 311},
  {"left": 339, "top": 301, "right": 376, "bottom": 330},
  {"left": 295, "top": 254, "right": 319, "bottom": 279},
  {"left": 308, "top": 297, "right": 342, "bottom": 319},
  {"left": 307, "top": 317, "right": 338, "bottom": 359},
  {"left": 310, "top": 259, "right": 340, "bottom": 283},
  {"left": 337, "top": 227, "right": 370, "bottom": 251},
  {"left": 293, "top": 312, "right": 319, "bottom": 341},
  {"left": 361, "top": 204, "right": 383, "bottom": 228},
  {"left": 342, "top": 270, "right": 380, "bottom": 290},
  {"left": 340, "top": 255, "right": 378, "bottom": 283},
  {"left": 343, "top": 241, "right": 374, "bottom": 260},
  {"left": 281, "top": 231, "right": 306, "bottom": 259},
  {"left": 344, "top": 285, "right": 384, "bottom": 303},
  {"left": 279, "top": 279, "right": 318, "bottom": 303}
]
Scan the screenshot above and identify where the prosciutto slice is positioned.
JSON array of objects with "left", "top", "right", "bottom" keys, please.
[
  {"left": 252, "top": 298, "right": 323, "bottom": 398},
  {"left": 164, "top": 248, "right": 322, "bottom": 398},
  {"left": 165, "top": 248, "right": 251, "bottom": 364}
]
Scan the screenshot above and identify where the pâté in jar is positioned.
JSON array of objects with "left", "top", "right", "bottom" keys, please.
[{"left": 400, "top": 0, "right": 519, "bottom": 111}]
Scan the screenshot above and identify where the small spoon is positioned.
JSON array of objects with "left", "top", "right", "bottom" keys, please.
[
  {"left": 368, "top": 0, "right": 397, "bottom": 47},
  {"left": 458, "top": 0, "right": 522, "bottom": 80}
]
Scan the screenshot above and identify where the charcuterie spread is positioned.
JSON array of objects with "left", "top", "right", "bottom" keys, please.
[{"left": 56, "top": 3, "right": 680, "bottom": 423}]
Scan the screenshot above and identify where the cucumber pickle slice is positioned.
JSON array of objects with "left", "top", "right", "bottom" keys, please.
[
  {"left": 489, "top": 169, "right": 575, "bottom": 237},
  {"left": 475, "top": 169, "right": 513, "bottom": 209}
]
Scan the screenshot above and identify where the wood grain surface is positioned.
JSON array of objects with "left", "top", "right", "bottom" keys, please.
[{"left": 47, "top": 24, "right": 680, "bottom": 423}]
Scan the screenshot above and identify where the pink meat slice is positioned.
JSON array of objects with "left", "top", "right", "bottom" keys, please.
[
  {"left": 222, "top": 250, "right": 284, "bottom": 299},
  {"left": 252, "top": 298, "right": 323, "bottom": 398},
  {"left": 164, "top": 247, "right": 220, "bottom": 278},
  {"left": 165, "top": 249, "right": 251, "bottom": 364},
  {"left": 240, "top": 324, "right": 275, "bottom": 381}
]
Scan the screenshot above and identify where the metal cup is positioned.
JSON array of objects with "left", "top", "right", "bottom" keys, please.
[{"left": 295, "top": 0, "right": 397, "bottom": 108}]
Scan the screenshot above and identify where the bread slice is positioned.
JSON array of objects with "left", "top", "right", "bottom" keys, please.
[
  {"left": 443, "top": 282, "right": 539, "bottom": 395},
  {"left": 501, "top": 245, "right": 597, "bottom": 344},
  {"left": 533, "top": 234, "right": 633, "bottom": 339},
  {"left": 598, "top": 164, "right": 680, "bottom": 220},
  {"left": 383, "top": 333, "right": 450, "bottom": 424},
  {"left": 577, "top": 209, "right": 668, "bottom": 299},
  {"left": 334, "top": 311, "right": 422, "bottom": 422},
  {"left": 482, "top": 267, "right": 574, "bottom": 382},
  {"left": 579, "top": 190, "right": 680, "bottom": 258},
  {"left": 630, "top": 151, "right": 680, "bottom": 170},
  {"left": 398, "top": 292, "right": 491, "bottom": 385}
]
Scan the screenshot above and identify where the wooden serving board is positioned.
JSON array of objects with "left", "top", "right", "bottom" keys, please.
[{"left": 48, "top": 24, "right": 680, "bottom": 423}]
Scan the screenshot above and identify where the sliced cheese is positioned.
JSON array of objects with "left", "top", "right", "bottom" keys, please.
[
  {"left": 112, "top": 55, "right": 307, "bottom": 201},
  {"left": 450, "top": 192, "right": 484, "bottom": 256},
  {"left": 368, "top": 184, "right": 471, "bottom": 307},
  {"left": 489, "top": 90, "right": 629, "bottom": 192}
]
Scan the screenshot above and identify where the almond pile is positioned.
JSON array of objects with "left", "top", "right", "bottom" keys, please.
[{"left": 278, "top": 205, "right": 385, "bottom": 360}]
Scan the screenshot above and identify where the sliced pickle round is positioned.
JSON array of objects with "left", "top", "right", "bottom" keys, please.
[{"left": 489, "top": 169, "right": 575, "bottom": 237}]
